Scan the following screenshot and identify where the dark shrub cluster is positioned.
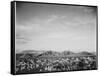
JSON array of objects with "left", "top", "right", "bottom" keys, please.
[{"left": 16, "top": 54, "right": 97, "bottom": 74}]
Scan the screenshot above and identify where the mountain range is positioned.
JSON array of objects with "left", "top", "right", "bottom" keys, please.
[{"left": 16, "top": 50, "right": 96, "bottom": 59}]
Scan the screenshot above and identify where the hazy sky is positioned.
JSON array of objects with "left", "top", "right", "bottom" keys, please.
[{"left": 16, "top": 2, "right": 97, "bottom": 52}]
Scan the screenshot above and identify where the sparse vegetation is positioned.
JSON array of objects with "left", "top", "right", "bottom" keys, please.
[{"left": 16, "top": 50, "right": 97, "bottom": 74}]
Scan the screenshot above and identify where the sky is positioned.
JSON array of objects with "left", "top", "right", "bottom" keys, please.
[{"left": 15, "top": 2, "right": 97, "bottom": 53}]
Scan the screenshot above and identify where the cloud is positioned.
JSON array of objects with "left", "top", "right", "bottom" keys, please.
[{"left": 16, "top": 3, "right": 96, "bottom": 52}]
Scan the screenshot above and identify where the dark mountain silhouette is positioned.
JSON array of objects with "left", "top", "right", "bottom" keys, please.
[
  {"left": 91, "top": 52, "right": 96, "bottom": 55},
  {"left": 16, "top": 50, "right": 96, "bottom": 59},
  {"left": 16, "top": 50, "right": 44, "bottom": 60},
  {"left": 37, "top": 51, "right": 95, "bottom": 57},
  {"left": 78, "top": 51, "right": 95, "bottom": 56},
  {"left": 61, "top": 51, "right": 74, "bottom": 55},
  {"left": 38, "top": 50, "right": 61, "bottom": 57}
]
